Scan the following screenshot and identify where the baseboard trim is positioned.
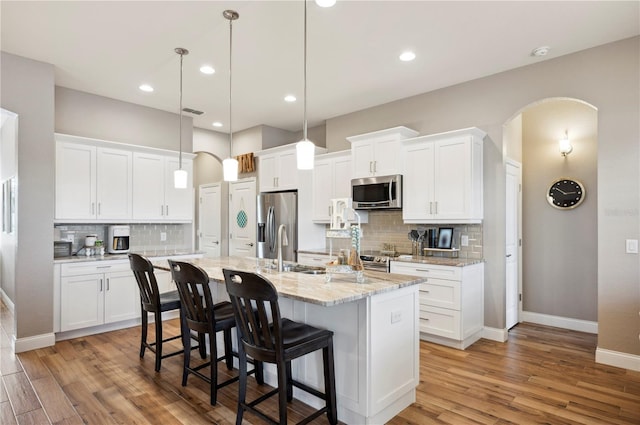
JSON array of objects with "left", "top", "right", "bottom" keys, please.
[
  {"left": 15, "top": 332, "right": 56, "bottom": 353},
  {"left": 0, "top": 288, "right": 14, "bottom": 312},
  {"left": 521, "top": 311, "right": 597, "bottom": 334},
  {"left": 596, "top": 347, "right": 640, "bottom": 371},
  {"left": 483, "top": 326, "right": 508, "bottom": 342}
]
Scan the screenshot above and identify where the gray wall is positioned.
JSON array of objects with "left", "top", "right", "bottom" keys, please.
[
  {"left": 0, "top": 110, "right": 18, "bottom": 303},
  {"left": 522, "top": 100, "right": 598, "bottom": 321},
  {"left": 324, "top": 37, "right": 640, "bottom": 356},
  {"left": 0, "top": 52, "right": 55, "bottom": 339},
  {"left": 56, "top": 86, "right": 193, "bottom": 151}
]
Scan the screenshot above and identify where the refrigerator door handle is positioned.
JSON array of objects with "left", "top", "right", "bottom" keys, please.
[{"left": 267, "top": 206, "right": 276, "bottom": 253}]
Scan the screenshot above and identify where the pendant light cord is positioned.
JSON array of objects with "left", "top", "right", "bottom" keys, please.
[
  {"left": 303, "top": 0, "right": 308, "bottom": 141},
  {"left": 229, "top": 15, "right": 234, "bottom": 159},
  {"left": 179, "top": 51, "right": 184, "bottom": 169}
]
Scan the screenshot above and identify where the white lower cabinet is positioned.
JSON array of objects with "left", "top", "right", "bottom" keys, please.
[
  {"left": 297, "top": 252, "right": 332, "bottom": 267},
  {"left": 60, "top": 261, "right": 138, "bottom": 332},
  {"left": 390, "top": 260, "right": 484, "bottom": 349}
]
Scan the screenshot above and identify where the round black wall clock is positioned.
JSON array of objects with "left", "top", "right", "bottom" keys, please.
[{"left": 547, "top": 178, "right": 585, "bottom": 209}]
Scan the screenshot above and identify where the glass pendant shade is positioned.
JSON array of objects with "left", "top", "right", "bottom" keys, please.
[
  {"left": 223, "top": 157, "right": 238, "bottom": 181},
  {"left": 296, "top": 139, "right": 315, "bottom": 170},
  {"left": 174, "top": 169, "right": 188, "bottom": 189}
]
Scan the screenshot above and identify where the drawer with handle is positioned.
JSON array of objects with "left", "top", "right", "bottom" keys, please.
[
  {"left": 419, "top": 278, "right": 460, "bottom": 310},
  {"left": 61, "top": 260, "right": 130, "bottom": 277},
  {"left": 390, "top": 261, "right": 461, "bottom": 280},
  {"left": 419, "top": 305, "right": 461, "bottom": 339}
]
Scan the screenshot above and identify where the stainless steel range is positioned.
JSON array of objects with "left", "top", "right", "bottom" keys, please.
[{"left": 359, "top": 253, "right": 392, "bottom": 272}]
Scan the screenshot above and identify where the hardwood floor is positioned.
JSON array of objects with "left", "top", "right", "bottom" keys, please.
[{"left": 2, "top": 297, "right": 639, "bottom": 424}]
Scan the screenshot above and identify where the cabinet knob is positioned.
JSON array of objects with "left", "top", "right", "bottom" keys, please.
[{"left": 246, "top": 242, "right": 254, "bottom": 247}]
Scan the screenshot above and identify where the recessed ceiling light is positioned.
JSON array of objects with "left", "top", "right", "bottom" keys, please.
[
  {"left": 212, "top": 122, "right": 223, "bottom": 127},
  {"left": 284, "top": 95, "right": 297, "bottom": 102},
  {"left": 200, "top": 65, "right": 215, "bottom": 75},
  {"left": 315, "top": 0, "right": 336, "bottom": 7},
  {"left": 399, "top": 51, "right": 416, "bottom": 62},
  {"left": 531, "top": 46, "right": 551, "bottom": 57},
  {"left": 139, "top": 84, "right": 154, "bottom": 92}
]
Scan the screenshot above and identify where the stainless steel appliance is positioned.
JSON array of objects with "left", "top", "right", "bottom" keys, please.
[
  {"left": 351, "top": 174, "right": 402, "bottom": 210},
  {"left": 107, "top": 225, "right": 130, "bottom": 254},
  {"left": 257, "top": 191, "right": 298, "bottom": 262},
  {"left": 359, "top": 253, "right": 392, "bottom": 272},
  {"left": 53, "top": 241, "right": 72, "bottom": 258}
]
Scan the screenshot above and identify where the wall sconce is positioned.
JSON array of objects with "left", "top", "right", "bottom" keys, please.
[{"left": 558, "top": 131, "right": 572, "bottom": 157}]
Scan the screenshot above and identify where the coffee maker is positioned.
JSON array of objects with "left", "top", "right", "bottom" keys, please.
[{"left": 107, "top": 225, "right": 130, "bottom": 254}]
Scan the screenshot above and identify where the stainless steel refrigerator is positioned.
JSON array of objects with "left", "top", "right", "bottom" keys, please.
[{"left": 257, "top": 191, "right": 298, "bottom": 262}]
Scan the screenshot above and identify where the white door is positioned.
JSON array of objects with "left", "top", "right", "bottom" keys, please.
[
  {"left": 434, "top": 137, "right": 470, "bottom": 219},
  {"left": 505, "top": 160, "right": 522, "bottom": 330},
  {"left": 312, "top": 158, "right": 333, "bottom": 221},
  {"left": 199, "top": 183, "right": 222, "bottom": 257},
  {"left": 132, "top": 152, "right": 165, "bottom": 220},
  {"left": 96, "top": 147, "right": 132, "bottom": 220},
  {"left": 229, "top": 178, "right": 257, "bottom": 257},
  {"left": 104, "top": 271, "right": 138, "bottom": 323},
  {"left": 55, "top": 142, "right": 96, "bottom": 219}
]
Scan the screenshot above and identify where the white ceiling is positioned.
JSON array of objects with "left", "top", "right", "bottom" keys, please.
[{"left": 2, "top": 1, "right": 638, "bottom": 133}]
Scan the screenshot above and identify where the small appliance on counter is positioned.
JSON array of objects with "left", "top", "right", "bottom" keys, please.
[
  {"left": 107, "top": 225, "right": 130, "bottom": 254},
  {"left": 53, "top": 241, "right": 72, "bottom": 258}
]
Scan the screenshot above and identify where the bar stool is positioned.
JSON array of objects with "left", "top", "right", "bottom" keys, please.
[
  {"left": 168, "top": 260, "right": 262, "bottom": 405},
  {"left": 223, "top": 268, "right": 338, "bottom": 425},
  {"left": 128, "top": 253, "right": 187, "bottom": 372}
]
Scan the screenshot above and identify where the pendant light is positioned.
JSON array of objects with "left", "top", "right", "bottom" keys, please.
[
  {"left": 296, "top": 0, "right": 315, "bottom": 170},
  {"left": 173, "top": 47, "right": 189, "bottom": 189},
  {"left": 223, "top": 10, "right": 239, "bottom": 182}
]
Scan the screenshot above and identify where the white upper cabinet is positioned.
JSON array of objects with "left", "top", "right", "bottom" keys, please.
[
  {"left": 55, "top": 133, "right": 194, "bottom": 223},
  {"left": 347, "top": 126, "right": 419, "bottom": 178},
  {"left": 55, "top": 141, "right": 132, "bottom": 221},
  {"left": 402, "top": 127, "right": 485, "bottom": 224},
  {"left": 256, "top": 143, "right": 326, "bottom": 193},
  {"left": 312, "top": 151, "right": 352, "bottom": 222},
  {"left": 132, "top": 153, "right": 193, "bottom": 221}
]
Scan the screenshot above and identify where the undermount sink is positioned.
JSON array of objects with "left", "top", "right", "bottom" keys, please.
[{"left": 286, "top": 264, "right": 327, "bottom": 275}]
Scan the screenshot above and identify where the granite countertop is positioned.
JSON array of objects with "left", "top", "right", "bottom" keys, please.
[
  {"left": 298, "top": 248, "right": 483, "bottom": 267},
  {"left": 154, "top": 256, "right": 425, "bottom": 307},
  {"left": 54, "top": 249, "right": 203, "bottom": 264}
]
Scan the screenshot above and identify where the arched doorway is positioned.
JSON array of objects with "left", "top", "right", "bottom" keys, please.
[{"left": 503, "top": 98, "right": 598, "bottom": 334}]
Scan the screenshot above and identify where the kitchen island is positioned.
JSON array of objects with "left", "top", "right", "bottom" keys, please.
[{"left": 166, "top": 256, "right": 424, "bottom": 425}]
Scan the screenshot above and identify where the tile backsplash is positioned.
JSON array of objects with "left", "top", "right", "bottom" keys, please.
[
  {"left": 325, "top": 210, "right": 483, "bottom": 259},
  {"left": 55, "top": 223, "right": 191, "bottom": 254}
]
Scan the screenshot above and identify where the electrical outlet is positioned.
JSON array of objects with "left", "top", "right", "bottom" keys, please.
[
  {"left": 160, "top": 232, "right": 167, "bottom": 242},
  {"left": 626, "top": 239, "right": 638, "bottom": 254},
  {"left": 461, "top": 235, "right": 469, "bottom": 247},
  {"left": 391, "top": 310, "right": 402, "bottom": 324}
]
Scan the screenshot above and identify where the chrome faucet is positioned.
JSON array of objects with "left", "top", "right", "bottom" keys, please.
[{"left": 277, "top": 224, "right": 288, "bottom": 272}]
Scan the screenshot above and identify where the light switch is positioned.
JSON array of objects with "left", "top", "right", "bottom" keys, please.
[
  {"left": 461, "top": 235, "right": 469, "bottom": 247},
  {"left": 160, "top": 232, "right": 167, "bottom": 241},
  {"left": 391, "top": 310, "right": 402, "bottom": 324},
  {"left": 626, "top": 239, "right": 638, "bottom": 254}
]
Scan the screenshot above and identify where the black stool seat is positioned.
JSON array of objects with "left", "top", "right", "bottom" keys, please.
[
  {"left": 168, "top": 260, "right": 262, "bottom": 406},
  {"left": 129, "top": 253, "right": 190, "bottom": 372},
  {"left": 223, "top": 268, "right": 338, "bottom": 425}
]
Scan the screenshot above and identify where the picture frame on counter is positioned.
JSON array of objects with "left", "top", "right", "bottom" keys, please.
[{"left": 437, "top": 227, "right": 453, "bottom": 249}]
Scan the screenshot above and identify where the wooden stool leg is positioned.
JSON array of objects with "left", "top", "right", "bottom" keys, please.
[
  {"left": 181, "top": 314, "right": 190, "bottom": 386},
  {"left": 277, "top": 360, "right": 288, "bottom": 425},
  {"left": 223, "top": 328, "right": 233, "bottom": 370},
  {"left": 154, "top": 313, "right": 162, "bottom": 372},
  {"left": 236, "top": 340, "right": 247, "bottom": 425},
  {"left": 210, "top": 331, "right": 218, "bottom": 405},
  {"left": 324, "top": 342, "right": 338, "bottom": 425},
  {"left": 285, "top": 361, "right": 293, "bottom": 402},
  {"left": 140, "top": 308, "right": 148, "bottom": 358}
]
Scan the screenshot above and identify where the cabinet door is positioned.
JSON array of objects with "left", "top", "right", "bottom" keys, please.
[
  {"left": 402, "top": 142, "right": 435, "bottom": 221},
  {"left": 258, "top": 154, "right": 278, "bottom": 192},
  {"left": 60, "top": 274, "right": 103, "bottom": 331},
  {"left": 372, "top": 138, "right": 401, "bottom": 176},
  {"left": 333, "top": 155, "right": 352, "bottom": 199},
  {"left": 434, "top": 138, "right": 471, "bottom": 219},
  {"left": 312, "top": 159, "right": 333, "bottom": 222},
  {"left": 352, "top": 141, "right": 375, "bottom": 178},
  {"left": 276, "top": 150, "right": 299, "bottom": 191},
  {"left": 132, "top": 152, "right": 165, "bottom": 220},
  {"left": 96, "top": 147, "right": 133, "bottom": 219},
  {"left": 55, "top": 142, "right": 96, "bottom": 220},
  {"left": 104, "top": 271, "right": 139, "bottom": 323},
  {"left": 164, "top": 157, "right": 194, "bottom": 220}
]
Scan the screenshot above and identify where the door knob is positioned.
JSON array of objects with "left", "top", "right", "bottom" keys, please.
[
  {"left": 246, "top": 242, "right": 254, "bottom": 247},
  {"left": 506, "top": 254, "right": 512, "bottom": 257}
]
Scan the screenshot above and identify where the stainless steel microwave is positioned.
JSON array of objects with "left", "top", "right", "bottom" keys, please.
[{"left": 351, "top": 174, "right": 402, "bottom": 210}]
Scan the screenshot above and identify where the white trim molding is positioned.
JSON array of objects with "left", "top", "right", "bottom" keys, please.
[
  {"left": 0, "top": 289, "right": 14, "bottom": 312},
  {"left": 15, "top": 333, "right": 55, "bottom": 353},
  {"left": 482, "top": 326, "right": 508, "bottom": 342},
  {"left": 521, "top": 311, "right": 598, "bottom": 334},
  {"left": 596, "top": 347, "right": 640, "bottom": 371}
]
